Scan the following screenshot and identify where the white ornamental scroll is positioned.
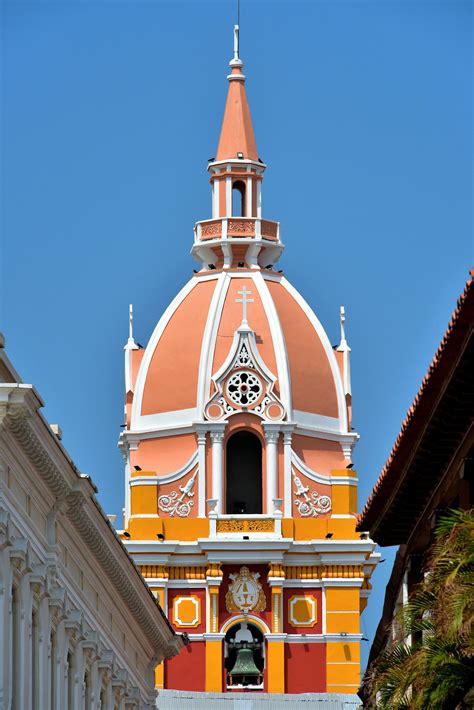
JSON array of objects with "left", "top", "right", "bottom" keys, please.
[
  {"left": 292, "top": 471, "right": 331, "bottom": 517},
  {"left": 158, "top": 470, "right": 197, "bottom": 518}
]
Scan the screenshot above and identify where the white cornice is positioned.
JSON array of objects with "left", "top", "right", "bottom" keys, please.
[{"left": 0, "top": 383, "right": 183, "bottom": 657}]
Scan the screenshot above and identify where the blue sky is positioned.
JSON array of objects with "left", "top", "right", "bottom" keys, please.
[{"left": 2, "top": 0, "right": 472, "bottom": 671}]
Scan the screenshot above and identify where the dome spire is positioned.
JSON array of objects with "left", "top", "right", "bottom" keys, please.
[{"left": 215, "top": 23, "right": 258, "bottom": 162}]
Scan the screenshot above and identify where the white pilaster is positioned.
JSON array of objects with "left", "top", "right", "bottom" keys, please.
[
  {"left": 210, "top": 427, "right": 226, "bottom": 514},
  {"left": 196, "top": 429, "right": 207, "bottom": 517},
  {"left": 0, "top": 547, "right": 12, "bottom": 710},
  {"left": 282, "top": 425, "right": 294, "bottom": 517},
  {"left": 264, "top": 425, "right": 280, "bottom": 514}
]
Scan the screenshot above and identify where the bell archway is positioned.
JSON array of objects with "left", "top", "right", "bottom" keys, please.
[
  {"left": 223, "top": 620, "right": 265, "bottom": 689},
  {"left": 225, "top": 430, "right": 263, "bottom": 514}
]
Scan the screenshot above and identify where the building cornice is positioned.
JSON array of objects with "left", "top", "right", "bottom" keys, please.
[{"left": 0, "top": 382, "right": 183, "bottom": 659}]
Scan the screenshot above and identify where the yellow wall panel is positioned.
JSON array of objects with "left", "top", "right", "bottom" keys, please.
[
  {"left": 267, "top": 642, "right": 285, "bottom": 693},
  {"left": 327, "top": 684, "right": 360, "bottom": 693},
  {"left": 326, "top": 587, "right": 360, "bottom": 611},
  {"left": 326, "top": 612, "right": 360, "bottom": 634},
  {"left": 326, "top": 663, "right": 360, "bottom": 686},
  {"left": 131, "top": 485, "right": 158, "bottom": 514},
  {"left": 164, "top": 518, "right": 209, "bottom": 540},
  {"left": 128, "top": 517, "right": 163, "bottom": 539},
  {"left": 331, "top": 485, "right": 357, "bottom": 515},
  {"left": 293, "top": 518, "right": 327, "bottom": 540},
  {"left": 205, "top": 640, "right": 222, "bottom": 692},
  {"left": 326, "top": 641, "right": 360, "bottom": 663}
]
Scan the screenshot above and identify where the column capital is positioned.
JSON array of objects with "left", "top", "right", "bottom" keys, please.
[
  {"left": 263, "top": 423, "right": 280, "bottom": 443},
  {"left": 210, "top": 430, "right": 225, "bottom": 444},
  {"left": 280, "top": 423, "right": 295, "bottom": 444}
]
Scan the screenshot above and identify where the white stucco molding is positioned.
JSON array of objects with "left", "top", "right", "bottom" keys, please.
[
  {"left": 291, "top": 450, "right": 358, "bottom": 486},
  {"left": 0, "top": 384, "right": 183, "bottom": 661}
]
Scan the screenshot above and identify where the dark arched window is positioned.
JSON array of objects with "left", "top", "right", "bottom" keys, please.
[
  {"left": 226, "top": 431, "right": 262, "bottom": 514},
  {"left": 224, "top": 621, "right": 264, "bottom": 688},
  {"left": 232, "top": 180, "right": 246, "bottom": 217}
]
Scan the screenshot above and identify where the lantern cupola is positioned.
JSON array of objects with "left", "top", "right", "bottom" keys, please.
[{"left": 192, "top": 25, "right": 283, "bottom": 271}]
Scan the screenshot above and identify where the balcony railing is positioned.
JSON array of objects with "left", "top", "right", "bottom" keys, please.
[{"left": 196, "top": 218, "right": 279, "bottom": 243}]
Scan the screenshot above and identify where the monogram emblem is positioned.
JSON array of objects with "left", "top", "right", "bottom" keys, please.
[{"left": 225, "top": 566, "right": 266, "bottom": 613}]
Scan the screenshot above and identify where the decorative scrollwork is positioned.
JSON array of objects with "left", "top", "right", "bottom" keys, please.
[
  {"left": 236, "top": 343, "right": 254, "bottom": 368},
  {"left": 200, "top": 221, "right": 222, "bottom": 238},
  {"left": 292, "top": 471, "right": 332, "bottom": 517},
  {"left": 158, "top": 471, "right": 197, "bottom": 517}
]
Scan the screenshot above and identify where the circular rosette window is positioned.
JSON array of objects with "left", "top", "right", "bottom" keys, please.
[{"left": 226, "top": 370, "right": 263, "bottom": 407}]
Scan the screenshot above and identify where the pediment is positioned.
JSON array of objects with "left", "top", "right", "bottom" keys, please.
[{"left": 205, "top": 324, "right": 285, "bottom": 422}]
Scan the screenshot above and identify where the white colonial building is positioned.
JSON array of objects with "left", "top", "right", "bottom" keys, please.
[{"left": 0, "top": 335, "right": 184, "bottom": 710}]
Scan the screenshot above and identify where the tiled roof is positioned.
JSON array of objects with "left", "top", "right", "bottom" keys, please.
[{"left": 357, "top": 270, "right": 474, "bottom": 531}]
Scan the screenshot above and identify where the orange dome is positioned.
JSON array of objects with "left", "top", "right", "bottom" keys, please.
[{"left": 131, "top": 271, "right": 348, "bottom": 434}]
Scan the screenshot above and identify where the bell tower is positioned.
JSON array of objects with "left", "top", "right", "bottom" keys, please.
[
  {"left": 192, "top": 26, "right": 282, "bottom": 272},
  {"left": 119, "top": 23, "right": 378, "bottom": 699}
]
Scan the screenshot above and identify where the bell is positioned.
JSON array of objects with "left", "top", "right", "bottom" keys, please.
[{"left": 229, "top": 647, "right": 261, "bottom": 683}]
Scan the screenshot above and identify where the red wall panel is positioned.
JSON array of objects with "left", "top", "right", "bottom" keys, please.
[
  {"left": 285, "top": 643, "right": 326, "bottom": 692},
  {"left": 165, "top": 641, "right": 205, "bottom": 691}
]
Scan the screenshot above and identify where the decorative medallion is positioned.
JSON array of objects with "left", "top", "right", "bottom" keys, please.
[
  {"left": 292, "top": 471, "right": 331, "bottom": 517},
  {"left": 226, "top": 370, "right": 263, "bottom": 406},
  {"left": 158, "top": 470, "right": 197, "bottom": 517},
  {"left": 225, "top": 566, "right": 266, "bottom": 613}
]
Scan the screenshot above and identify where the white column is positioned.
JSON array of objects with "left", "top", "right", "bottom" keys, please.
[
  {"left": 225, "top": 175, "right": 232, "bottom": 216},
  {"left": 256, "top": 179, "right": 262, "bottom": 218},
  {"left": 0, "top": 547, "right": 12, "bottom": 710},
  {"left": 38, "top": 597, "right": 50, "bottom": 710},
  {"left": 213, "top": 179, "right": 220, "bottom": 218},
  {"left": 74, "top": 641, "right": 85, "bottom": 710},
  {"left": 53, "top": 620, "right": 67, "bottom": 710},
  {"left": 282, "top": 426, "right": 294, "bottom": 517},
  {"left": 210, "top": 429, "right": 225, "bottom": 514},
  {"left": 264, "top": 426, "right": 280, "bottom": 514},
  {"left": 196, "top": 430, "right": 207, "bottom": 517},
  {"left": 20, "top": 568, "right": 33, "bottom": 710},
  {"left": 246, "top": 176, "right": 252, "bottom": 217}
]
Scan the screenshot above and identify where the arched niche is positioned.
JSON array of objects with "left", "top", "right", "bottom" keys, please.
[
  {"left": 226, "top": 431, "right": 262, "bottom": 514},
  {"left": 232, "top": 180, "right": 246, "bottom": 217},
  {"left": 224, "top": 620, "right": 264, "bottom": 690}
]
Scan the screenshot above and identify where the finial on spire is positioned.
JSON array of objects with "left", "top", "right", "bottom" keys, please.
[
  {"left": 337, "top": 306, "right": 348, "bottom": 351},
  {"left": 336, "top": 305, "right": 351, "bottom": 396},
  {"left": 229, "top": 22, "right": 244, "bottom": 76},
  {"left": 233, "top": 24, "right": 240, "bottom": 62},
  {"left": 125, "top": 303, "right": 138, "bottom": 350}
]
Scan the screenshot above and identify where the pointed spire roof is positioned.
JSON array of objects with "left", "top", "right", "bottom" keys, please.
[{"left": 216, "top": 25, "right": 258, "bottom": 162}]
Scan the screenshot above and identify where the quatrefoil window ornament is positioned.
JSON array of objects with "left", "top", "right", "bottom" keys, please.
[{"left": 226, "top": 370, "right": 262, "bottom": 406}]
